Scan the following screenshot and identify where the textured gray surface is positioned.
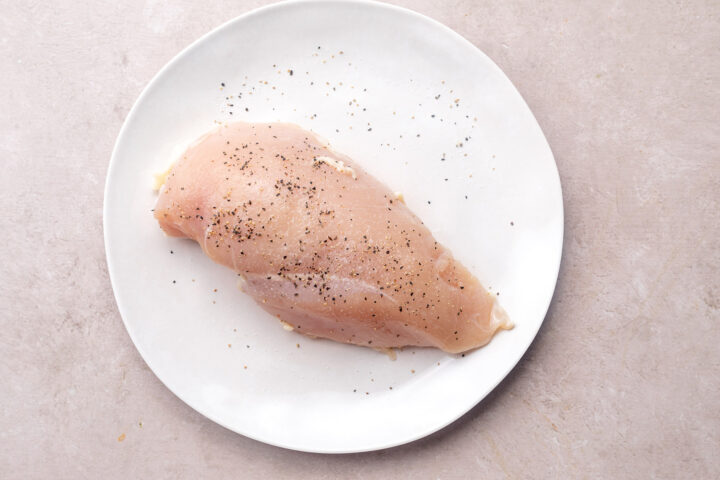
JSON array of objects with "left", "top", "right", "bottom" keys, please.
[{"left": 1, "top": 1, "right": 719, "bottom": 478}]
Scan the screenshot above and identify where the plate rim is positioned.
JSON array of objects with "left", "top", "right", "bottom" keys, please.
[{"left": 103, "top": 0, "right": 564, "bottom": 454}]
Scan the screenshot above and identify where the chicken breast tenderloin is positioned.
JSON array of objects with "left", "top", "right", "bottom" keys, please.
[{"left": 154, "top": 122, "right": 511, "bottom": 353}]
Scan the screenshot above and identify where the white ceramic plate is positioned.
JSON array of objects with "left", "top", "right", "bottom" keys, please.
[{"left": 104, "top": 0, "right": 562, "bottom": 453}]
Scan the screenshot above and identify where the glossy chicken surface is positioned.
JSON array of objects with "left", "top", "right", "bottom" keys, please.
[{"left": 154, "top": 122, "right": 511, "bottom": 353}]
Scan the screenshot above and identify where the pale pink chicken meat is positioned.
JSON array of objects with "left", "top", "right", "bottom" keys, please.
[{"left": 154, "top": 122, "right": 511, "bottom": 353}]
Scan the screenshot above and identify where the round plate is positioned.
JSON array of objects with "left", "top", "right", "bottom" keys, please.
[{"left": 104, "top": 0, "right": 562, "bottom": 453}]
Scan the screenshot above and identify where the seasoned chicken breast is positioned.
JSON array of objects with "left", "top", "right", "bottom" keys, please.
[{"left": 154, "top": 122, "right": 511, "bottom": 353}]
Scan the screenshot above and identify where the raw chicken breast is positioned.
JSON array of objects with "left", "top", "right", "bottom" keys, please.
[{"left": 154, "top": 122, "right": 511, "bottom": 353}]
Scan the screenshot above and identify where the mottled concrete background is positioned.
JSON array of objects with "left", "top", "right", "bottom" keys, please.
[{"left": 1, "top": 1, "right": 718, "bottom": 478}]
